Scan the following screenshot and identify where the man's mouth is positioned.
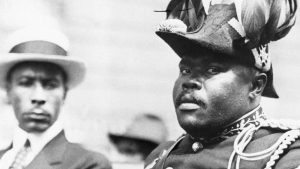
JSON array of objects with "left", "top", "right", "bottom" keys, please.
[
  {"left": 23, "top": 110, "right": 50, "bottom": 123},
  {"left": 178, "top": 102, "right": 201, "bottom": 110},
  {"left": 176, "top": 94, "right": 206, "bottom": 111}
]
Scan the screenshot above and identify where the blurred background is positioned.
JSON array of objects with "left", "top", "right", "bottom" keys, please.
[{"left": 0, "top": 0, "right": 299, "bottom": 160}]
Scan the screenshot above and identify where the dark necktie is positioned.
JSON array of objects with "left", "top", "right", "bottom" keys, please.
[{"left": 9, "top": 139, "right": 31, "bottom": 169}]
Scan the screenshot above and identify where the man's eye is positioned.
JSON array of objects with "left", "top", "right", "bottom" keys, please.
[
  {"left": 180, "top": 68, "right": 191, "bottom": 75},
  {"left": 18, "top": 80, "right": 33, "bottom": 86},
  {"left": 206, "top": 67, "right": 221, "bottom": 75},
  {"left": 44, "top": 81, "right": 59, "bottom": 89}
]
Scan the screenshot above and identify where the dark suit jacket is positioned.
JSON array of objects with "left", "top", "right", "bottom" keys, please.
[{"left": 0, "top": 131, "right": 112, "bottom": 169}]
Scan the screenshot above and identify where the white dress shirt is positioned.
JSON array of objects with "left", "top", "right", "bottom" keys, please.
[{"left": 0, "top": 119, "right": 63, "bottom": 169}]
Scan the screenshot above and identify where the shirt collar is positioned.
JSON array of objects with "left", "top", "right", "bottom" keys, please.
[{"left": 12, "top": 119, "right": 63, "bottom": 152}]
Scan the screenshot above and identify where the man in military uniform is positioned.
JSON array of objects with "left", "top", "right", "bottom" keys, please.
[{"left": 145, "top": 0, "right": 300, "bottom": 169}]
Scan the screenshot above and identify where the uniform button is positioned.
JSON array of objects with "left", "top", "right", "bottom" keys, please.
[
  {"left": 192, "top": 142, "right": 203, "bottom": 152},
  {"left": 166, "top": 167, "right": 173, "bottom": 169}
]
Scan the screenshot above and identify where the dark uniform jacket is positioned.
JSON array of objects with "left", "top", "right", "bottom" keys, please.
[
  {"left": 0, "top": 131, "right": 112, "bottom": 169},
  {"left": 145, "top": 108, "right": 300, "bottom": 169}
]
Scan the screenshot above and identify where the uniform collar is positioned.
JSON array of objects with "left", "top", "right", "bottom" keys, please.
[{"left": 190, "top": 105, "right": 266, "bottom": 144}]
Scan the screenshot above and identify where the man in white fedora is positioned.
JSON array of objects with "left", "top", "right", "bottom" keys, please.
[{"left": 0, "top": 27, "right": 112, "bottom": 169}]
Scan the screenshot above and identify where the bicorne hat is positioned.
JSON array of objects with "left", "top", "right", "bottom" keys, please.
[
  {"left": 0, "top": 26, "right": 86, "bottom": 89},
  {"left": 156, "top": 0, "right": 297, "bottom": 98}
]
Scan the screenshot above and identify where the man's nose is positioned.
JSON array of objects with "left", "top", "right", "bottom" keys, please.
[
  {"left": 31, "top": 84, "right": 46, "bottom": 105},
  {"left": 182, "top": 79, "right": 202, "bottom": 90}
]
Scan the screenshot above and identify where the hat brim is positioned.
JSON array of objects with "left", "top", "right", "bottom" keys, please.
[
  {"left": 156, "top": 31, "right": 278, "bottom": 98},
  {"left": 0, "top": 53, "right": 86, "bottom": 89}
]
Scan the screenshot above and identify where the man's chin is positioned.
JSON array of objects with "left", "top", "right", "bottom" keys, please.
[
  {"left": 21, "top": 123, "right": 50, "bottom": 133},
  {"left": 178, "top": 118, "right": 218, "bottom": 137},
  {"left": 177, "top": 111, "right": 206, "bottom": 127},
  {"left": 179, "top": 118, "right": 205, "bottom": 130}
]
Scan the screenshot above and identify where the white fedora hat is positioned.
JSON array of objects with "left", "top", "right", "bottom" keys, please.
[{"left": 0, "top": 26, "right": 86, "bottom": 89}]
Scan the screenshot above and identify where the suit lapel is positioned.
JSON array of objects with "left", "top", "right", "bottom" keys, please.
[
  {"left": 25, "top": 131, "right": 68, "bottom": 169},
  {"left": 0, "top": 144, "right": 12, "bottom": 158}
]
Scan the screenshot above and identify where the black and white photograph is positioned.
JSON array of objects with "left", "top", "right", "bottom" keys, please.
[{"left": 0, "top": 0, "right": 300, "bottom": 169}]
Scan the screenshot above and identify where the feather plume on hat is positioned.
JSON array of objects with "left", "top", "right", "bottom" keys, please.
[
  {"left": 166, "top": 0, "right": 206, "bottom": 32},
  {"left": 234, "top": 0, "right": 297, "bottom": 48},
  {"left": 160, "top": 0, "right": 297, "bottom": 47}
]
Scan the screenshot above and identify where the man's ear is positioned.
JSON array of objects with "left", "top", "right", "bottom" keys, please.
[
  {"left": 5, "top": 84, "right": 12, "bottom": 105},
  {"left": 63, "top": 86, "right": 68, "bottom": 101},
  {"left": 5, "top": 96, "right": 12, "bottom": 105},
  {"left": 249, "top": 72, "right": 267, "bottom": 100}
]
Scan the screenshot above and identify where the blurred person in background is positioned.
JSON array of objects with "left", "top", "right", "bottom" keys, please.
[
  {"left": 108, "top": 113, "right": 168, "bottom": 168},
  {"left": 145, "top": 0, "right": 300, "bottom": 169},
  {"left": 0, "top": 27, "right": 111, "bottom": 169}
]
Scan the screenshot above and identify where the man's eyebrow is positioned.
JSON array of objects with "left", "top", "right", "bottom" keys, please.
[
  {"left": 179, "top": 59, "right": 189, "bottom": 66},
  {"left": 43, "top": 75, "right": 64, "bottom": 82},
  {"left": 16, "top": 74, "right": 60, "bottom": 80},
  {"left": 16, "top": 75, "right": 34, "bottom": 79},
  {"left": 42, "top": 77, "right": 60, "bottom": 82},
  {"left": 179, "top": 60, "right": 184, "bottom": 66}
]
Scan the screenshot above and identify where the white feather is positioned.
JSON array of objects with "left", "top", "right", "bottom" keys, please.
[
  {"left": 228, "top": 18, "right": 246, "bottom": 37},
  {"left": 202, "top": 0, "right": 212, "bottom": 14},
  {"left": 277, "top": 0, "right": 287, "bottom": 28},
  {"left": 234, "top": 0, "right": 244, "bottom": 23}
]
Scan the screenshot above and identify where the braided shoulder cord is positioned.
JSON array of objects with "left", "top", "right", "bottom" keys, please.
[
  {"left": 264, "top": 129, "right": 300, "bottom": 169},
  {"left": 227, "top": 123, "right": 260, "bottom": 169},
  {"left": 227, "top": 119, "right": 300, "bottom": 169},
  {"left": 261, "top": 119, "right": 300, "bottom": 130}
]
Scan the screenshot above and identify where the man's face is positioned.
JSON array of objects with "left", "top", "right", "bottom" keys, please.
[
  {"left": 6, "top": 62, "right": 66, "bottom": 133},
  {"left": 173, "top": 52, "right": 253, "bottom": 137}
]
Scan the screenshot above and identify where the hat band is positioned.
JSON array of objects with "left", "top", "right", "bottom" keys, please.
[{"left": 9, "top": 41, "right": 67, "bottom": 56}]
